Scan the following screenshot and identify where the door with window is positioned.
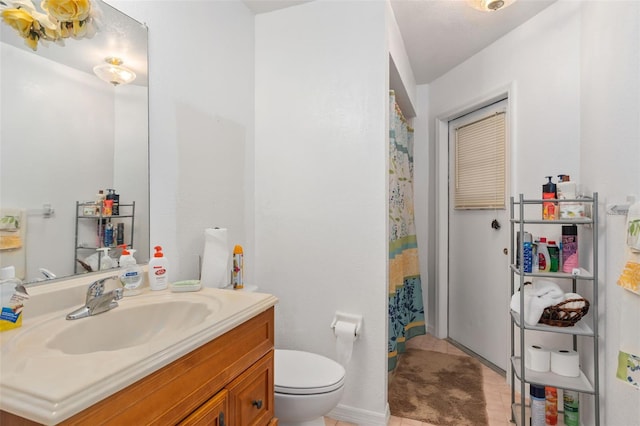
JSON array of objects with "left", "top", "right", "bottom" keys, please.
[{"left": 448, "top": 100, "right": 509, "bottom": 371}]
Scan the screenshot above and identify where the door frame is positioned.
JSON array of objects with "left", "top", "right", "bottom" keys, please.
[{"left": 433, "top": 83, "right": 517, "bottom": 339}]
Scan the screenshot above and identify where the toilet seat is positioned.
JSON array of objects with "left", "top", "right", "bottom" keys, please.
[{"left": 275, "top": 349, "right": 345, "bottom": 395}]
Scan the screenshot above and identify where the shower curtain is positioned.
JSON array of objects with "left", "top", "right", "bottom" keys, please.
[{"left": 388, "top": 91, "right": 426, "bottom": 371}]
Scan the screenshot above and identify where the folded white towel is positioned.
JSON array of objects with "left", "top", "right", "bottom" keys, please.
[{"left": 510, "top": 280, "right": 565, "bottom": 326}]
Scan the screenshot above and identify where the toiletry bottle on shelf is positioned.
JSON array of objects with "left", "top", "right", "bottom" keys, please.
[
  {"left": 547, "top": 240, "right": 559, "bottom": 272},
  {"left": 0, "top": 266, "right": 28, "bottom": 332},
  {"left": 563, "top": 390, "right": 579, "bottom": 426},
  {"left": 118, "top": 245, "right": 142, "bottom": 296},
  {"left": 104, "top": 222, "right": 114, "bottom": 247},
  {"left": 562, "top": 225, "right": 579, "bottom": 273},
  {"left": 149, "top": 245, "right": 169, "bottom": 291},
  {"left": 538, "top": 237, "right": 550, "bottom": 272},
  {"left": 545, "top": 386, "right": 558, "bottom": 425},
  {"left": 106, "top": 189, "right": 120, "bottom": 215},
  {"left": 96, "top": 189, "right": 106, "bottom": 214},
  {"left": 103, "top": 199, "right": 113, "bottom": 216},
  {"left": 116, "top": 223, "right": 125, "bottom": 246},
  {"left": 232, "top": 245, "right": 244, "bottom": 289},
  {"left": 530, "top": 384, "right": 545, "bottom": 426},
  {"left": 542, "top": 176, "right": 557, "bottom": 220}
]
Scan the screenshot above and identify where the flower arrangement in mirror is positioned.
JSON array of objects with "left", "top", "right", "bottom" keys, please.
[{"left": 0, "top": 0, "right": 99, "bottom": 50}]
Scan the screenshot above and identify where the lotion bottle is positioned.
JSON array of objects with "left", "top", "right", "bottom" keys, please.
[{"left": 148, "top": 245, "right": 169, "bottom": 291}]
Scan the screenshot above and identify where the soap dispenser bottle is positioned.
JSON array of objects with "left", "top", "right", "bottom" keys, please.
[
  {"left": 118, "top": 245, "right": 143, "bottom": 296},
  {"left": 148, "top": 245, "right": 169, "bottom": 291}
]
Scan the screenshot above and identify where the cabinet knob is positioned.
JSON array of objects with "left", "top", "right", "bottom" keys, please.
[{"left": 252, "top": 399, "right": 263, "bottom": 409}]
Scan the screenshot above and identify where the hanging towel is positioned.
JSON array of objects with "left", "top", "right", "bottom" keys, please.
[
  {"left": 617, "top": 202, "right": 640, "bottom": 295},
  {"left": 0, "top": 209, "right": 26, "bottom": 279}
]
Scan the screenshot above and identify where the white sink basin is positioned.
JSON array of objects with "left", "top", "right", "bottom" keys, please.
[
  {"left": 48, "top": 300, "right": 213, "bottom": 354},
  {"left": 0, "top": 283, "right": 278, "bottom": 426}
]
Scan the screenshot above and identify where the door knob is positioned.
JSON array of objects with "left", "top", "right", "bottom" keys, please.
[
  {"left": 252, "top": 399, "right": 263, "bottom": 409},
  {"left": 503, "top": 248, "right": 508, "bottom": 255}
]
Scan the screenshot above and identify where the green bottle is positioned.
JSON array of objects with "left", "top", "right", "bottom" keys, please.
[
  {"left": 548, "top": 240, "right": 560, "bottom": 272},
  {"left": 563, "top": 390, "right": 579, "bottom": 426}
]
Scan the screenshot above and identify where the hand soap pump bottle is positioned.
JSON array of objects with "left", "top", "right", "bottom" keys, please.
[
  {"left": 118, "top": 245, "right": 143, "bottom": 296},
  {"left": 149, "top": 245, "right": 169, "bottom": 291}
]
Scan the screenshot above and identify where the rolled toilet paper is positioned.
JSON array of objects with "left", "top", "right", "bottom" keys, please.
[
  {"left": 334, "top": 321, "right": 357, "bottom": 366},
  {"left": 551, "top": 349, "right": 580, "bottom": 377},
  {"left": 525, "top": 345, "right": 551, "bottom": 372},
  {"left": 200, "top": 228, "right": 230, "bottom": 288}
]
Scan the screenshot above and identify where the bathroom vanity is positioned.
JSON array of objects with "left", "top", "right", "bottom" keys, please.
[{"left": 0, "top": 275, "right": 278, "bottom": 425}]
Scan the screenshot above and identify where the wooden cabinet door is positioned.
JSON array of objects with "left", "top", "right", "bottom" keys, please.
[
  {"left": 179, "top": 389, "right": 229, "bottom": 426},
  {"left": 228, "top": 351, "right": 274, "bottom": 426}
]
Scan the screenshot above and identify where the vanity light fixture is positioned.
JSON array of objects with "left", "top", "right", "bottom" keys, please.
[
  {"left": 467, "top": 0, "right": 515, "bottom": 12},
  {"left": 93, "top": 57, "right": 136, "bottom": 86}
]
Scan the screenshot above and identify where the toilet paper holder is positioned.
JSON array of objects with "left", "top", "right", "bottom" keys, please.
[{"left": 331, "top": 312, "right": 363, "bottom": 337}]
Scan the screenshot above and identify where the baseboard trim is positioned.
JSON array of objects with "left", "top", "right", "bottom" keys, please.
[
  {"left": 327, "top": 403, "right": 389, "bottom": 425},
  {"left": 427, "top": 324, "right": 436, "bottom": 335}
]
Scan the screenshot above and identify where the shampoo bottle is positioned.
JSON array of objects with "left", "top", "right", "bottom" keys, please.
[
  {"left": 119, "top": 245, "right": 143, "bottom": 296},
  {"left": 149, "top": 245, "right": 169, "bottom": 291}
]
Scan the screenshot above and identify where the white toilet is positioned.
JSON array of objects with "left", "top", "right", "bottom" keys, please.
[{"left": 274, "top": 349, "right": 346, "bottom": 426}]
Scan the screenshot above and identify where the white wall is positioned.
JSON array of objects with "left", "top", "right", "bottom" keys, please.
[
  {"left": 580, "top": 2, "right": 640, "bottom": 425},
  {"left": 417, "top": 1, "right": 640, "bottom": 424},
  {"left": 1, "top": 44, "right": 115, "bottom": 280},
  {"left": 255, "top": 0, "right": 389, "bottom": 423},
  {"left": 108, "top": 0, "right": 255, "bottom": 283},
  {"left": 420, "top": 0, "right": 581, "bottom": 337}
]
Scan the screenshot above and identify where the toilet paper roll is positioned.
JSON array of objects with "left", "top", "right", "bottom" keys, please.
[
  {"left": 525, "top": 345, "right": 551, "bottom": 372},
  {"left": 551, "top": 349, "right": 580, "bottom": 377},
  {"left": 334, "top": 321, "right": 357, "bottom": 366},
  {"left": 200, "top": 228, "right": 230, "bottom": 288}
]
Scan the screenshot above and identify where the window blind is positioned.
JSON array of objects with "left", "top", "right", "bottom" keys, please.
[{"left": 454, "top": 112, "right": 506, "bottom": 209}]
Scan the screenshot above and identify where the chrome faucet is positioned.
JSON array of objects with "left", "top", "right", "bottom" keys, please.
[{"left": 66, "top": 276, "right": 123, "bottom": 320}]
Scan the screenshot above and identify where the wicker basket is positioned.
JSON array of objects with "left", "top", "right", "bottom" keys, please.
[{"left": 539, "top": 298, "right": 590, "bottom": 327}]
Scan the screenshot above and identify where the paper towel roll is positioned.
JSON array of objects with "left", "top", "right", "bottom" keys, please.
[
  {"left": 525, "top": 345, "right": 551, "bottom": 372},
  {"left": 334, "top": 321, "right": 356, "bottom": 366},
  {"left": 200, "top": 228, "right": 230, "bottom": 288},
  {"left": 551, "top": 349, "right": 580, "bottom": 377}
]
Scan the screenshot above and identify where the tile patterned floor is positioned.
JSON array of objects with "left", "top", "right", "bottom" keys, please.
[{"left": 324, "top": 333, "right": 515, "bottom": 426}]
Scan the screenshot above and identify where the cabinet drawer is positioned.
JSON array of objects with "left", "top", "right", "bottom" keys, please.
[
  {"left": 179, "top": 390, "right": 229, "bottom": 426},
  {"left": 228, "top": 351, "right": 274, "bottom": 426}
]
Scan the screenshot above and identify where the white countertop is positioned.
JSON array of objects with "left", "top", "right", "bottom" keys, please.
[{"left": 0, "top": 275, "right": 277, "bottom": 425}]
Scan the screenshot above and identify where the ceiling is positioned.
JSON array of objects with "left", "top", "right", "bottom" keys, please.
[{"left": 244, "top": 0, "right": 557, "bottom": 84}]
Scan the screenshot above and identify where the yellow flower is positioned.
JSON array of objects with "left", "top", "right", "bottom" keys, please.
[
  {"left": 1, "top": 8, "right": 36, "bottom": 38},
  {"left": 41, "top": 0, "right": 90, "bottom": 23}
]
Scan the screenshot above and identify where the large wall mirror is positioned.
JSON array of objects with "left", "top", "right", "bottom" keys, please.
[{"left": 0, "top": 0, "right": 149, "bottom": 285}]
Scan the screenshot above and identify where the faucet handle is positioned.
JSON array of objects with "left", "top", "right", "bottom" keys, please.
[
  {"left": 86, "top": 276, "right": 118, "bottom": 302},
  {"left": 113, "top": 287, "right": 124, "bottom": 300}
]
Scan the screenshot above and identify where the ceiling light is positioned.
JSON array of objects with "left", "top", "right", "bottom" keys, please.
[
  {"left": 93, "top": 57, "right": 136, "bottom": 86},
  {"left": 467, "top": 0, "right": 515, "bottom": 12}
]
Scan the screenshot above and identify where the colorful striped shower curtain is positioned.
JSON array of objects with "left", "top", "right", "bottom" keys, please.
[{"left": 388, "top": 91, "right": 426, "bottom": 371}]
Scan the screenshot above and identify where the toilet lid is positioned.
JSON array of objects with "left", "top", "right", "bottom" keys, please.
[{"left": 275, "top": 349, "right": 346, "bottom": 395}]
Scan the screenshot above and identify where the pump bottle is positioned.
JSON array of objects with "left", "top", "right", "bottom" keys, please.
[
  {"left": 148, "top": 245, "right": 169, "bottom": 291},
  {"left": 118, "top": 245, "right": 142, "bottom": 296}
]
